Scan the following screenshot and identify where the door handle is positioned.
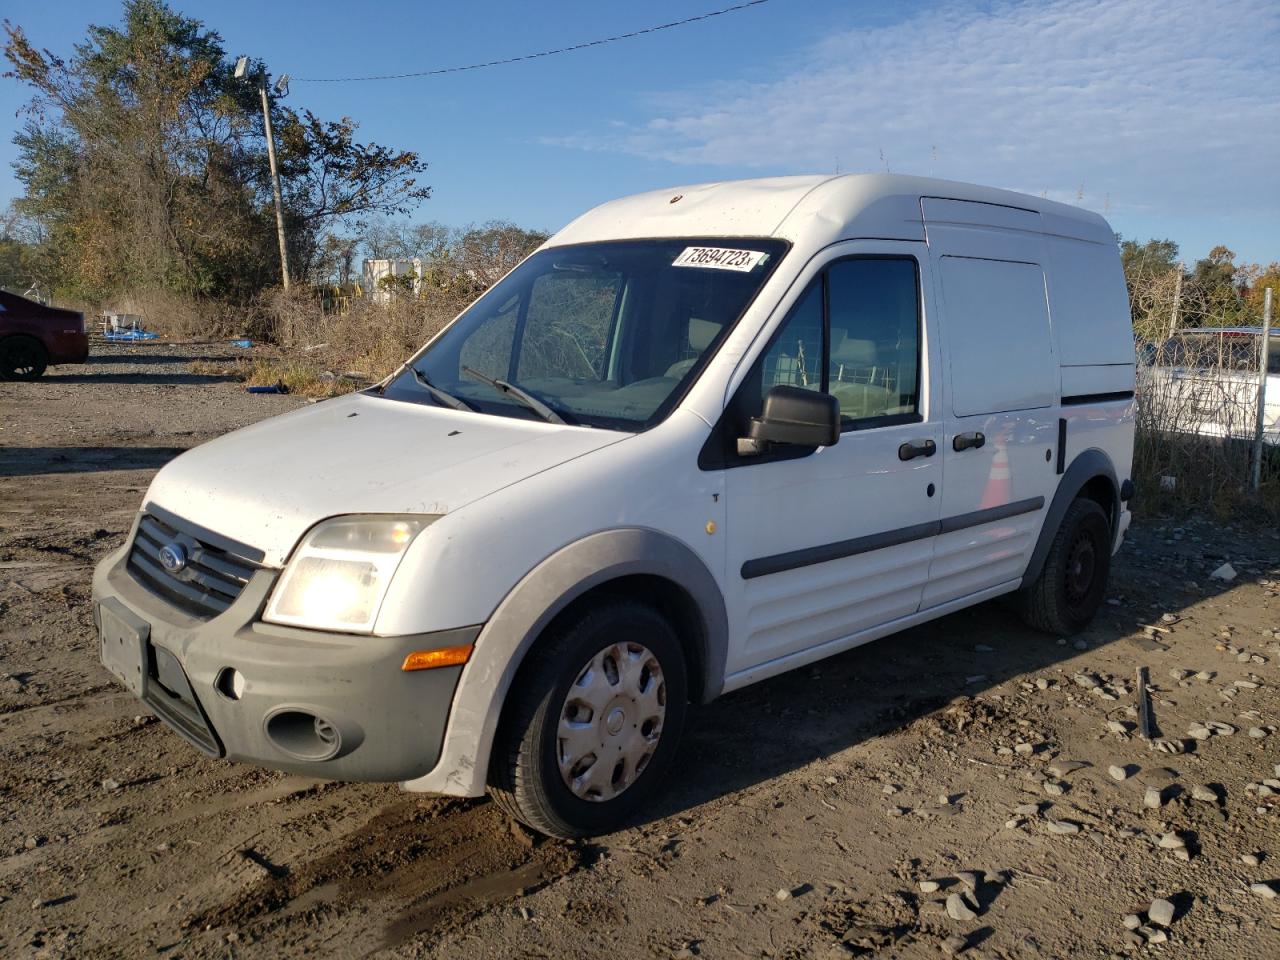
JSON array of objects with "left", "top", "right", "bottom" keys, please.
[
  {"left": 898, "top": 438, "right": 937, "bottom": 461},
  {"left": 952, "top": 431, "right": 986, "bottom": 452}
]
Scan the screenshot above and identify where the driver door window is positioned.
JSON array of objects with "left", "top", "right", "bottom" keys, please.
[
  {"left": 736, "top": 256, "right": 922, "bottom": 433},
  {"left": 757, "top": 279, "right": 824, "bottom": 399},
  {"left": 827, "top": 258, "right": 920, "bottom": 424}
]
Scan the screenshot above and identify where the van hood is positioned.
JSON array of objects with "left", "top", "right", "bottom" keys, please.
[{"left": 143, "top": 392, "right": 626, "bottom": 567}]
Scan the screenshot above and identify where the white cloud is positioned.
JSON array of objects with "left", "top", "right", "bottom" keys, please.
[{"left": 544, "top": 0, "right": 1280, "bottom": 217}]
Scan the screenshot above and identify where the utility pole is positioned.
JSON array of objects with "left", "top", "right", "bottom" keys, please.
[
  {"left": 1251, "top": 286, "right": 1274, "bottom": 491},
  {"left": 236, "top": 57, "right": 290, "bottom": 290},
  {"left": 1167, "top": 263, "right": 1184, "bottom": 339},
  {"left": 259, "top": 83, "right": 290, "bottom": 290}
]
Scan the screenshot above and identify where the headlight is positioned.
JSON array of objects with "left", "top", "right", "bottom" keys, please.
[{"left": 263, "top": 516, "right": 435, "bottom": 633}]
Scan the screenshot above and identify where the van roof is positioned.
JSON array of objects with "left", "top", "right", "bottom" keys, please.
[{"left": 549, "top": 173, "right": 1115, "bottom": 250}]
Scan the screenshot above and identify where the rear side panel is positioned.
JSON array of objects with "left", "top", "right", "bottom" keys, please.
[
  {"left": 1046, "top": 233, "right": 1135, "bottom": 417},
  {"left": 1043, "top": 233, "right": 1135, "bottom": 505}
]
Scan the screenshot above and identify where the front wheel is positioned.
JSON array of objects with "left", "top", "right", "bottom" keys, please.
[
  {"left": 1018, "top": 497, "right": 1111, "bottom": 636},
  {"left": 488, "top": 599, "right": 688, "bottom": 838}
]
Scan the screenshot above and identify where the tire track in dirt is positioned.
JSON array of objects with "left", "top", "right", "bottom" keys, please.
[{"left": 186, "top": 798, "right": 583, "bottom": 951}]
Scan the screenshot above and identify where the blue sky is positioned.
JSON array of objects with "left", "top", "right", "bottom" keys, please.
[{"left": 2, "top": 0, "right": 1277, "bottom": 265}]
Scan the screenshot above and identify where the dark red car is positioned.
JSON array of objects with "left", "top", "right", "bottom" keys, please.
[{"left": 0, "top": 289, "right": 88, "bottom": 380}]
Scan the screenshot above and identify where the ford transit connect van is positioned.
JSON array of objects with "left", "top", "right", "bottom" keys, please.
[{"left": 93, "top": 174, "right": 1136, "bottom": 837}]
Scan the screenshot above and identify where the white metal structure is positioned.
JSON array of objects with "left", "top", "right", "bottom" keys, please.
[
  {"left": 94, "top": 174, "right": 1136, "bottom": 837},
  {"left": 1140, "top": 326, "right": 1280, "bottom": 446},
  {"left": 361, "top": 258, "right": 425, "bottom": 302}
]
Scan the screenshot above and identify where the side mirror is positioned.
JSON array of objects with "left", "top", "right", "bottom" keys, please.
[{"left": 737, "top": 385, "right": 840, "bottom": 456}]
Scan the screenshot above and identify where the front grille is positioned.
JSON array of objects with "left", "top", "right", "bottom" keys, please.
[{"left": 127, "top": 513, "right": 259, "bottom": 619}]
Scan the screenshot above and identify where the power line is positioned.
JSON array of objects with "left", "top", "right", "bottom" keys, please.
[{"left": 293, "top": 1, "right": 771, "bottom": 83}]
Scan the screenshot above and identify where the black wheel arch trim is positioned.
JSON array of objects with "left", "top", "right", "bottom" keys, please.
[
  {"left": 485, "top": 528, "right": 729, "bottom": 706},
  {"left": 1021, "top": 448, "right": 1120, "bottom": 588}
]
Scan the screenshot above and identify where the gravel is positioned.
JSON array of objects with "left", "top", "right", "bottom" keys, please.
[{"left": 5, "top": 348, "right": 1278, "bottom": 960}]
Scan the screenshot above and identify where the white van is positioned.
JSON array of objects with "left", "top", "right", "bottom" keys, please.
[{"left": 93, "top": 174, "right": 1136, "bottom": 837}]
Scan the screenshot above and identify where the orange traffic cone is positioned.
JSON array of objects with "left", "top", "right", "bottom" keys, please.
[{"left": 980, "top": 439, "right": 1011, "bottom": 509}]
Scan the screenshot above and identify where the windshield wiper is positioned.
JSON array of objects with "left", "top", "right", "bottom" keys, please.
[
  {"left": 410, "top": 367, "right": 476, "bottom": 412},
  {"left": 460, "top": 365, "right": 569, "bottom": 425}
]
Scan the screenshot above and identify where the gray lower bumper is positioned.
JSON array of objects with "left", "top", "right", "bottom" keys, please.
[{"left": 91, "top": 541, "right": 478, "bottom": 783}]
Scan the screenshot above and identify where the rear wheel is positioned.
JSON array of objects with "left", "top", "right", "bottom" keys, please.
[
  {"left": 488, "top": 599, "right": 688, "bottom": 839},
  {"left": 0, "top": 337, "right": 48, "bottom": 381},
  {"left": 1018, "top": 497, "right": 1111, "bottom": 635}
]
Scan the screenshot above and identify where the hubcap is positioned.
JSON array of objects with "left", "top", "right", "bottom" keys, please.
[
  {"left": 1065, "top": 532, "right": 1096, "bottom": 605},
  {"left": 556, "top": 641, "right": 666, "bottom": 802},
  {"left": 4, "top": 344, "right": 38, "bottom": 377}
]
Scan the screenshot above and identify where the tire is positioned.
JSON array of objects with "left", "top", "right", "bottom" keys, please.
[
  {"left": 488, "top": 598, "right": 688, "bottom": 839},
  {"left": 0, "top": 337, "right": 48, "bottom": 381},
  {"left": 1018, "top": 497, "right": 1111, "bottom": 636}
]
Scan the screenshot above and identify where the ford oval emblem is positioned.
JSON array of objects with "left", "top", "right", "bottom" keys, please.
[{"left": 158, "top": 542, "right": 188, "bottom": 574}]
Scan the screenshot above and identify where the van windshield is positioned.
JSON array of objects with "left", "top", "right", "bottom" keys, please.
[{"left": 381, "top": 238, "right": 788, "bottom": 430}]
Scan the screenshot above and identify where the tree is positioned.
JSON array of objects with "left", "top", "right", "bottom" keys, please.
[
  {"left": 1187, "top": 246, "right": 1248, "bottom": 327},
  {"left": 349, "top": 218, "right": 548, "bottom": 301},
  {"left": 0, "top": 201, "right": 49, "bottom": 293},
  {"left": 274, "top": 108, "right": 429, "bottom": 276},
  {"left": 1119, "top": 237, "right": 1182, "bottom": 334},
  {"left": 1120, "top": 238, "right": 1180, "bottom": 278},
  {"left": 1243, "top": 262, "right": 1280, "bottom": 321},
  {"left": 450, "top": 222, "right": 549, "bottom": 290},
  {"left": 3, "top": 0, "right": 430, "bottom": 303}
]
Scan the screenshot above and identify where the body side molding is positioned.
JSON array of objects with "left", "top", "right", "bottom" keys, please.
[
  {"left": 742, "top": 520, "right": 939, "bottom": 580},
  {"left": 741, "top": 498, "right": 1044, "bottom": 580},
  {"left": 938, "top": 497, "right": 1044, "bottom": 534}
]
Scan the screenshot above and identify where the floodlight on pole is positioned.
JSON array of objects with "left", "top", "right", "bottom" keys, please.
[{"left": 235, "top": 54, "right": 291, "bottom": 290}]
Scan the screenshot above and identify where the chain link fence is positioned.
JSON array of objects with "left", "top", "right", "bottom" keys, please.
[{"left": 1130, "top": 263, "right": 1277, "bottom": 515}]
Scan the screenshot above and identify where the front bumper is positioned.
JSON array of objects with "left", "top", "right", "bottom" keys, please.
[{"left": 91, "top": 534, "right": 478, "bottom": 782}]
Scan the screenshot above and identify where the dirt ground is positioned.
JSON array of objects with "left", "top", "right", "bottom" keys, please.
[{"left": 1, "top": 340, "right": 1278, "bottom": 960}]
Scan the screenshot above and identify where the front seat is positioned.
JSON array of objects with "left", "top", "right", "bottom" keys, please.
[{"left": 664, "top": 317, "right": 722, "bottom": 380}]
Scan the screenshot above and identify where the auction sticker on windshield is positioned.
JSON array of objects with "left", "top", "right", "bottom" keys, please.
[{"left": 672, "top": 247, "right": 768, "bottom": 272}]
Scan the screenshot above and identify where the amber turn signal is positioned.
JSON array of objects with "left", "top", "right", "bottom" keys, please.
[{"left": 401, "top": 645, "right": 473, "bottom": 671}]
